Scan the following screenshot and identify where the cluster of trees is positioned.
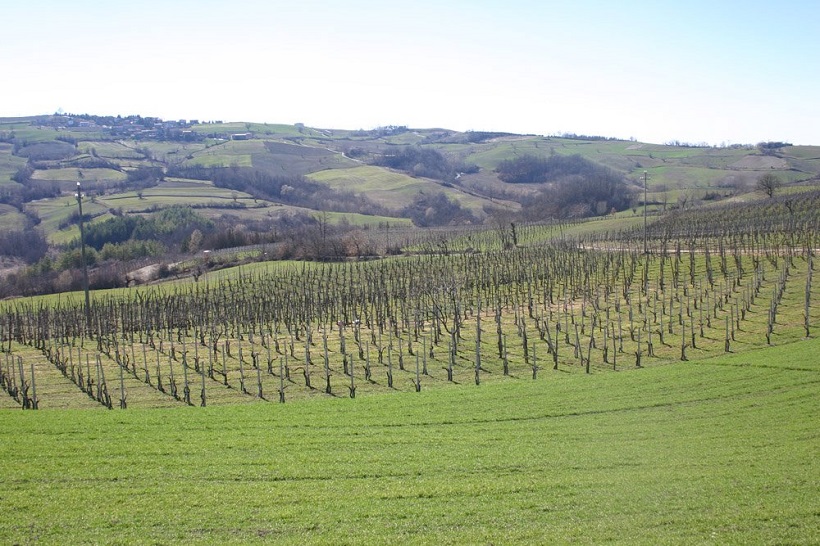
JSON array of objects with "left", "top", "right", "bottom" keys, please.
[
  {"left": 190, "top": 212, "right": 382, "bottom": 261},
  {"left": 496, "top": 153, "right": 608, "bottom": 184},
  {"left": 168, "top": 165, "right": 322, "bottom": 202},
  {"left": 557, "top": 132, "right": 622, "bottom": 141},
  {"left": 757, "top": 141, "right": 791, "bottom": 154},
  {"left": 0, "top": 230, "right": 48, "bottom": 264},
  {"left": 372, "top": 146, "right": 478, "bottom": 182},
  {"left": 0, "top": 258, "right": 141, "bottom": 297},
  {"left": 0, "top": 180, "right": 60, "bottom": 211},
  {"left": 74, "top": 206, "right": 214, "bottom": 252},
  {"left": 0, "top": 206, "right": 215, "bottom": 298},
  {"left": 403, "top": 191, "right": 478, "bottom": 227},
  {"left": 46, "top": 240, "right": 166, "bottom": 271},
  {"left": 496, "top": 154, "right": 634, "bottom": 219},
  {"left": 10, "top": 164, "right": 35, "bottom": 184},
  {"left": 0, "top": 208, "right": 386, "bottom": 298},
  {"left": 528, "top": 172, "right": 633, "bottom": 219},
  {"left": 125, "top": 166, "right": 164, "bottom": 190},
  {"left": 166, "top": 165, "right": 389, "bottom": 217}
]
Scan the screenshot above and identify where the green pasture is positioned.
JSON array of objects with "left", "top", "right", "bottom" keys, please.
[
  {"left": 783, "top": 145, "right": 820, "bottom": 160},
  {"left": 381, "top": 131, "right": 427, "bottom": 145},
  {"left": 185, "top": 140, "right": 263, "bottom": 168},
  {"left": 98, "top": 179, "right": 257, "bottom": 209},
  {"left": 0, "top": 119, "right": 33, "bottom": 127},
  {"left": 31, "top": 167, "right": 127, "bottom": 184},
  {"left": 191, "top": 122, "right": 255, "bottom": 133},
  {"left": 250, "top": 123, "right": 323, "bottom": 138},
  {"left": 26, "top": 195, "right": 110, "bottom": 244},
  {"left": 27, "top": 180, "right": 265, "bottom": 246},
  {"left": 0, "top": 142, "right": 27, "bottom": 180},
  {"left": 644, "top": 165, "right": 739, "bottom": 190},
  {"left": 77, "top": 141, "right": 146, "bottom": 160},
  {"left": 0, "top": 204, "right": 27, "bottom": 231},
  {"left": 0, "top": 121, "right": 106, "bottom": 143},
  {"left": 308, "top": 165, "right": 493, "bottom": 213},
  {"left": 188, "top": 123, "right": 307, "bottom": 139},
  {"left": 306, "top": 165, "right": 437, "bottom": 204},
  {"left": 455, "top": 137, "right": 818, "bottom": 198},
  {"left": 456, "top": 136, "right": 551, "bottom": 170},
  {"left": 192, "top": 206, "right": 411, "bottom": 230},
  {"left": 0, "top": 123, "right": 60, "bottom": 143},
  {"left": 0, "top": 337, "right": 817, "bottom": 544},
  {"left": 324, "top": 211, "right": 412, "bottom": 228},
  {"left": 135, "top": 141, "right": 212, "bottom": 164},
  {"left": 190, "top": 123, "right": 317, "bottom": 139},
  {"left": 250, "top": 140, "right": 357, "bottom": 176}
]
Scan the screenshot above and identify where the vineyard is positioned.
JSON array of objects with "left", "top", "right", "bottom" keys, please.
[
  {"left": 2, "top": 193, "right": 818, "bottom": 410},
  {"left": 1, "top": 191, "right": 819, "bottom": 544}
]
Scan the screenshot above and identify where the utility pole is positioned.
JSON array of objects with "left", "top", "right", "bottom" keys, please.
[
  {"left": 643, "top": 170, "right": 648, "bottom": 255},
  {"left": 75, "top": 181, "right": 92, "bottom": 333}
]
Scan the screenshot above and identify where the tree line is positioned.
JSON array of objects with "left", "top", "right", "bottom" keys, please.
[{"left": 372, "top": 146, "right": 478, "bottom": 182}]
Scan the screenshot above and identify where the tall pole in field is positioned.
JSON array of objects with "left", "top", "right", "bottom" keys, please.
[
  {"left": 643, "top": 170, "right": 648, "bottom": 255},
  {"left": 75, "top": 181, "right": 92, "bottom": 333}
]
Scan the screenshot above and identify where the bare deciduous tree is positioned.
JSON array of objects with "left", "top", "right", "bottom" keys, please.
[{"left": 757, "top": 173, "right": 782, "bottom": 198}]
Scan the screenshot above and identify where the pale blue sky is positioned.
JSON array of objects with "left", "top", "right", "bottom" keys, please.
[{"left": 3, "top": 0, "right": 818, "bottom": 144}]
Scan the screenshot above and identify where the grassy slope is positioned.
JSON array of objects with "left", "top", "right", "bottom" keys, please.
[
  {"left": 0, "top": 338, "right": 817, "bottom": 544},
  {"left": 0, "top": 143, "right": 26, "bottom": 185},
  {"left": 308, "top": 165, "right": 491, "bottom": 211},
  {"left": 0, "top": 203, "right": 27, "bottom": 231},
  {"left": 456, "top": 136, "right": 819, "bottom": 204}
]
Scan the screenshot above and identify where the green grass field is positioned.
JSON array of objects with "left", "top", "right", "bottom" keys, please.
[
  {"left": 308, "top": 165, "right": 496, "bottom": 213},
  {"left": 0, "top": 204, "right": 27, "bottom": 231},
  {"left": 31, "top": 167, "right": 127, "bottom": 183},
  {"left": 0, "top": 143, "right": 27, "bottom": 185},
  {"left": 0, "top": 338, "right": 817, "bottom": 544}
]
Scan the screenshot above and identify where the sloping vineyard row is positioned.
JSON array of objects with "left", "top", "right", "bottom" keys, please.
[{"left": 1, "top": 234, "right": 816, "bottom": 409}]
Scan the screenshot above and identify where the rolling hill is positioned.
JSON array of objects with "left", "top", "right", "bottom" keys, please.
[{"left": 1, "top": 114, "right": 819, "bottom": 295}]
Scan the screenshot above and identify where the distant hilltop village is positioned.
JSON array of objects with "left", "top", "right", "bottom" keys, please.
[{"left": 32, "top": 113, "right": 248, "bottom": 142}]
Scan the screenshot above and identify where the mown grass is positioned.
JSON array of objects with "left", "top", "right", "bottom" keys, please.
[{"left": 0, "top": 338, "right": 817, "bottom": 544}]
